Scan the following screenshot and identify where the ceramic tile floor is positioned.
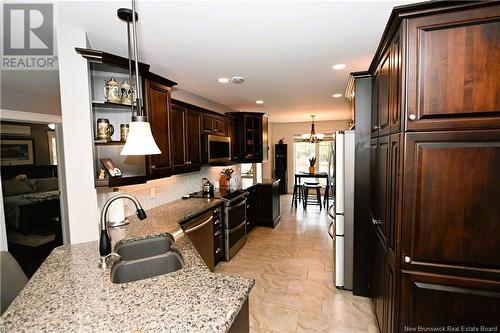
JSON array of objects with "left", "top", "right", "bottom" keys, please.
[{"left": 215, "top": 195, "right": 379, "bottom": 333}]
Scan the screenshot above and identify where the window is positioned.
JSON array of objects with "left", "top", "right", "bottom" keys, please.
[{"left": 293, "top": 134, "right": 334, "bottom": 186}]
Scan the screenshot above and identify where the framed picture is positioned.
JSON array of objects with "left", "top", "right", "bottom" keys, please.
[{"left": 1, "top": 139, "right": 35, "bottom": 166}]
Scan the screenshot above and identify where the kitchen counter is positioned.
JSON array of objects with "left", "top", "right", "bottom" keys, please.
[
  {"left": 0, "top": 197, "right": 254, "bottom": 333},
  {"left": 241, "top": 177, "right": 279, "bottom": 190}
]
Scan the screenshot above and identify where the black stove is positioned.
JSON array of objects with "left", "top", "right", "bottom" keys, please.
[{"left": 189, "top": 189, "right": 247, "bottom": 203}]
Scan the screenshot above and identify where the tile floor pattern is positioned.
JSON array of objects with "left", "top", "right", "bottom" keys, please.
[{"left": 215, "top": 195, "right": 379, "bottom": 333}]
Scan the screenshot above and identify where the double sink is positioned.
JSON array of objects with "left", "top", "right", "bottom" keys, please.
[{"left": 110, "top": 235, "right": 184, "bottom": 284}]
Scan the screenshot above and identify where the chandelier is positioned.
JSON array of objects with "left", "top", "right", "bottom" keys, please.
[{"left": 301, "top": 115, "right": 325, "bottom": 143}]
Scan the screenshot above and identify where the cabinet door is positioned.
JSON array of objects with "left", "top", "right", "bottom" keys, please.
[
  {"left": 170, "top": 104, "right": 187, "bottom": 172},
  {"left": 402, "top": 131, "right": 500, "bottom": 279},
  {"left": 390, "top": 30, "right": 402, "bottom": 134},
  {"left": 214, "top": 118, "right": 226, "bottom": 135},
  {"left": 371, "top": 232, "right": 386, "bottom": 332},
  {"left": 400, "top": 271, "right": 500, "bottom": 328},
  {"left": 369, "top": 138, "right": 378, "bottom": 225},
  {"left": 406, "top": 6, "right": 500, "bottom": 131},
  {"left": 384, "top": 261, "right": 396, "bottom": 333},
  {"left": 378, "top": 51, "right": 391, "bottom": 136},
  {"left": 186, "top": 109, "right": 201, "bottom": 169},
  {"left": 374, "top": 136, "right": 389, "bottom": 242},
  {"left": 225, "top": 119, "right": 241, "bottom": 161},
  {"left": 202, "top": 115, "right": 214, "bottom": 134},
  {"left": 144, "top": 79, "right": 172, "bottom": 178},
  {"left": 387, "top": 133, "right": 401, "bottom": 256},
  {"left": 246, "top": 187, "right": 258, "bottom": 232},
  {"left": 262, "top": 116, "right": 269, "bottom": 161},
  {"left": 371, "top": 75, "right": 379, "bottom": 138}
]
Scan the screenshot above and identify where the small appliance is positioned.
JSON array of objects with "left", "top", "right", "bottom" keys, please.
[{"left": 205, "top": 135, "right": 231, "bottom": 163}]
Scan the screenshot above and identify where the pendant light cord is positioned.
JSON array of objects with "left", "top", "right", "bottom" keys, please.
[{"left": 131, "top": 0, "right": 143, "bottom": 119}]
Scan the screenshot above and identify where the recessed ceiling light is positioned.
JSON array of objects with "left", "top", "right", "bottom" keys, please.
[
  {"left": 332, "top": 93, "right": 343, "bottom": 98},
  {"left": 256, "top": 100, "right": 264, "bottom": 104},
  {"left": 332, "top": 64, "right": 346, "bottom": 70},
  {"left": 218, "top": 77, "right": 229, "bottom": 83}
]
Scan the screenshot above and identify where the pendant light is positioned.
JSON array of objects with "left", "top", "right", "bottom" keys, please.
[
  {"left": 119, "top": 0, "right": 161, "bottom": 156},
  {"left": 301, "top": 115, "right": 325, "bottom": 143}
]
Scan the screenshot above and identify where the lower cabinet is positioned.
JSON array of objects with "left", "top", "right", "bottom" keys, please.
[
  {"left": 399, "top": 271, "right": 500, "bottom": 328},
  {"left": 246, "top": 187, "right": 258, "bottom": 232},
  {"left": 213, "top": 209, "right": 224, "bottom": 266},
  {"left": 257, "top": 181, "right": 280, "bottom": 228}
]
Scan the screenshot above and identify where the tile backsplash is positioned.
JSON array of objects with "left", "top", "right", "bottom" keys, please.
[{"left": 96, "top": 165, "right": 241, "bottom": 217}]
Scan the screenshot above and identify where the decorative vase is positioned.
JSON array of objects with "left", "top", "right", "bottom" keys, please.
[{"left": 309, "top": 166, "right": 316, "bottom": 174}]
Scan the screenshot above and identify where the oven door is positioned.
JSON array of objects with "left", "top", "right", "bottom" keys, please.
[
  {"left": 225, "top": 220, "right": 246, "bottom": 261},
  {"left": 225, "top": 197, "right": 247, "bottom": 229}
]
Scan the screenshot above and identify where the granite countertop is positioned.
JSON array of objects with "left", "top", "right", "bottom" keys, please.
[
  {"left": 241, "top": 177, "right": 279, "bottom": 190},
  {"left": 0, "top": 197, "right": 254, "bottom": 333}
]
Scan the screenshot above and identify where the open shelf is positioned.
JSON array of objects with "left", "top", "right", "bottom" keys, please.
[
  {"left": 94, "top": 140, "right": 125, "bottom": 146},
  {"left": 95, "top": 175, "right": 148, "bottom": 188},
  {"left": 92, "top": 101, "right": 135, "bottom": 110}
]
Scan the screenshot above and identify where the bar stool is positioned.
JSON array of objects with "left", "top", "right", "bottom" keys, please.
[
  {"left": 303, "top": 182, "right": 322, "bottom": 210},
  {"left": 291, "top": 184, "right": 303, "bottom": 207}
]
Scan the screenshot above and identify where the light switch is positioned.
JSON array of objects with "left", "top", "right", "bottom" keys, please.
[{"left": 150, "top": 187, "right": 156, "bottom": 199}]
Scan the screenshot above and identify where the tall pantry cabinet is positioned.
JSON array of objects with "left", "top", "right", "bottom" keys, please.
[{"left": 366, "top": 2, "right": 500, "bottom": 332}]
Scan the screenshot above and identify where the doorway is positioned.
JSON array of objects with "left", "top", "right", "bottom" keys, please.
[{"left": 1, "top": 119, "right": 66, "bottom": 277}]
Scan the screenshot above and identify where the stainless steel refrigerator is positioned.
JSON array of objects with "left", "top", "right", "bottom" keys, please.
[{"left": 333, "top": 130, "right": 355, "bottom": 290}]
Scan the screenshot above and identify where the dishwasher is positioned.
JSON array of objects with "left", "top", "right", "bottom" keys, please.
[{"left": 181, "top": 210, "right": 215, "bottom": 270}]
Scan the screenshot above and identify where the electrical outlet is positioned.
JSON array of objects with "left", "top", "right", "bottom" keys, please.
[{"left": 150, "top": 187, "right": 156, "bottom": 199}]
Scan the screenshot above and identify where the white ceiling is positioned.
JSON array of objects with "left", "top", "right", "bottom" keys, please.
[{"left": 12, "top": 1, "right": 418, "bottom": 122}]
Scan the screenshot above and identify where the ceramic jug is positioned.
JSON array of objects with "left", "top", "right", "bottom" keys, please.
[{"left": 104, "top": 77, "right": 121, "bottom": 103}]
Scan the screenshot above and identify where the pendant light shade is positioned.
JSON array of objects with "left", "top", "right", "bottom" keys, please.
[{"left": 120, "top": 121, "right": 161, "bottom": 155}]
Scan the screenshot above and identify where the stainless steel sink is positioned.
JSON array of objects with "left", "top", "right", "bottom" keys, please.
[
  {"left": 110, "top": 235, "right": 184, "bottom": 284},
  {"left": 115, "top": 235, "right": 175, "bottom": 261}
]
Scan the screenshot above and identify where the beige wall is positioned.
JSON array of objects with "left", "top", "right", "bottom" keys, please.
[{"left": 265, "top": 120, "right": 350, "bottom": 193}]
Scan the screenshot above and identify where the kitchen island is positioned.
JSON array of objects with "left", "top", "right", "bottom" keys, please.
[{"left": 0, "top": 197, "right": 254, "bottom": 333}]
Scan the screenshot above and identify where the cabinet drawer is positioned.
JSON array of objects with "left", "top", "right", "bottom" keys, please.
[
  {"left": 406, "top": 6, "right": 500, "bottom": 131},
  {"left": 400, "top": 271, "right": 500, "bottom": 328},
  {"left": 402, "top": 131, "right": 500, "bottom": 278}
]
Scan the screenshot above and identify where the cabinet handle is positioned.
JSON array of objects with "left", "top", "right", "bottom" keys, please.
[
  {"left": 404, "top": 256, "right": 411, "bottom": 263},
  {"left": 214, "top": 219, "right": 221, "bottom": 226},
  {"left": 186, "top": 161, "right": 191, "bottom": 165},
  {"left": 373, "top": 125, "right": 379, "bottom": 130},
  {"left": 408, "top": 114, "right": 416, "bottom": 121},
  {"left": 151, "top": 165, "right": 156, "bottom": 169},
  {"left": 215, "top": 248, "right": 222, "bottom": 254},
  {"left": 371, "top": 216, "right": 383, "bottom": 226},
  {"left": 214, "top": 230, "right": 221, "bottom": 237},
  {"left": 246, "top": 205, "right": 250, "bottom": 209},
  {"left": 214, "top": 208, "right": 220, "bottom": 214}
]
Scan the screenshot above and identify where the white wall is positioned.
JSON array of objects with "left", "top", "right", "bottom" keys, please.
[
  {"left": 171, "top": 88, "right": 235, "bottom": 114},
  {"left": 56, "top": 6, "right": 99, "bottom": 244},
  {"left": 266, "top": 120, "right": 350, "bottom": 193}
]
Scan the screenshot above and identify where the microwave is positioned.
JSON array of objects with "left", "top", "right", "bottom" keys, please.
[{"left": 206, "top": 135, "right": 231, "bottom": 163}]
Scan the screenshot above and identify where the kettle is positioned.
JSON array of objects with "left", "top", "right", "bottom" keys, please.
[{"left": 201, "top": 178, "right": 214, "bottom": 195}]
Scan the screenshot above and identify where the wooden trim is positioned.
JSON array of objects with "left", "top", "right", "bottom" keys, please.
[
  {"left": 75, "top": 47, "right": 150, "bottom": 74},
  {"left": 0, "top": 109, "right": 62, "bottom": 124}
]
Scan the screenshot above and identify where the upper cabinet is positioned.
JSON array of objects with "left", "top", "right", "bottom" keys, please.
[
  {"left": 226, "top": 112, "right": 265, "bottom": 162},
  {"left": 202, "top": 113, "right": 226, "bottom": 136},
  {"left": 170, "top": 101, "right": 202, "bottom": 173},
  {"left": 225, "top": 117, "right": 241, "bottom": 162},
  {"left": 406, "top": 5, "right": 500, "bottom": 131},
  {"left": 144, "top": 79, "right": 173, "bottom": 179}
]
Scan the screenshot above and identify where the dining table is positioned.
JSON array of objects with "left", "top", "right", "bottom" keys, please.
[{"left": 294, "top": 171, "right": 331, "bottom": 208}]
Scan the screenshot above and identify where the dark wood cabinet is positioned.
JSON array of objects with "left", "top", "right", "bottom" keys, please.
[
  {"left": 225, "top": 112, "right": 265, "bottom": 163},
  {"left": 186, "top": 109, "right": 202, "bottom": 170},
  {"left": 225, "top": 118, "right": 241, "bottom": 162},
  {"left": 256, "top": 181, "right": 280, "bottom": 228},
  {"left": 400, "top": 271, "right": 500, "bottom": 328},
  {"left": 144, "top": 79, "right": 172, "bottom": 178},
  {"left": 365, "top": 3, "right": 500, "bottom": 331},
  {"left": 170, "top": 104, "right": 187, "bottom": 172},
  {"left": 401, "top": 130, "right": 500, "bottom": 279},
  {"left": 202, "top": 113, "right": 226, "bottom": 136},
  {"left": 246, "top": 186, "right": 258, "bottom": 232},
  {"left": 262, "top": 116, "right": 269, "bottom": 161},
  {"left": 406, "top": 5, "right": 500, "bottom": 132},
  {"left": 170, "top": 103, "right": 202, "bottom": 174}
]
